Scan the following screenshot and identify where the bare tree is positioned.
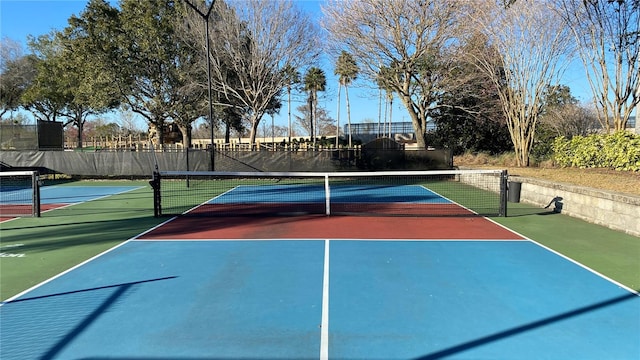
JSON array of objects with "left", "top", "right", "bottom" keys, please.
[
  {"left": 556, "top": 0, "right": 639, "bottom": 132},
  {"left": 294, "top": 104, "right": 335, "bottom": 139},
  {"left": 538, "top": 85, "right": 598, "bottom": 138},
  {"left": 117, "top": 109, "right": 145, "bottom": 134},
  {"left": 540, "top": 102, "right": 599, "bottom": 138},
  {"left": 322, "top": 0, "right": 464, "bottom": 150},
  {"left": 466, "top": 0, "right": 574, "bottom": 166},
  {"left": 186, "top": 0, "right": 320, "bottom": 147},
  {"left": 0, "top": 38, "right": 36, "bottom": 119}
]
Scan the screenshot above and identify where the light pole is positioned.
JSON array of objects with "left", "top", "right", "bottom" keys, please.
[{"left": 184, "top": 0, "right": 216, "bottom": 170}]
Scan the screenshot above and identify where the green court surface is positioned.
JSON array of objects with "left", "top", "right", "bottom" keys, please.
[
  {"left": 494, "top": 202, "right": 640, "bottom": 291},
  {"left": 0, "top": 180, "right": 638, "bottom": 301}
]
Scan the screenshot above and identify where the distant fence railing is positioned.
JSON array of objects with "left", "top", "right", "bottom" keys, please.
[
  {"left": 65, "top": 136, "right": 361, "bottom": 153},
  {"left": 65, "top": 135, "right": 152, "bottom": 151}
]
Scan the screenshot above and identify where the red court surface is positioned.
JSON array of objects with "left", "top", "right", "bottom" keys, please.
[
  {"left": 139, "top": 215, "right": 524, "bottom": 240},
  {"left": 186, "top": 202, "right": 475, "bottom": 217},
  {"left": 0, "top": 204, "right": 66, "bottom": 222}
]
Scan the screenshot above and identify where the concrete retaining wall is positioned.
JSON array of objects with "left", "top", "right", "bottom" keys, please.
[{"left": 510, "top": 176, "right": 640, "bottom": 237}]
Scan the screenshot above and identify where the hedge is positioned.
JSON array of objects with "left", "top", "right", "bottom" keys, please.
[{"left": 552, "top": 131, "right": 640, "bottom": 171}]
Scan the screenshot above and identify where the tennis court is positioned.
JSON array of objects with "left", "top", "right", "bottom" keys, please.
[{"left": 1, "top": 172, "right": 638, "bottom": 359}]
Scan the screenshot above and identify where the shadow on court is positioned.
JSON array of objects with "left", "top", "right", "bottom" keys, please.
[
  {"left": 0, "top": 217, "right": 162, "bottom": 252},
  {"left": 9, "top": 291, "right": 635, "bottom": 359},
  {"left": 413, "top": 291, "right": 640, "bottom": 360},
  {"left": 1, "top": 277, "right": 178, "bottom": 360},
  {"left": 504, "top": 204, "right": 559, "bottom": 217}
]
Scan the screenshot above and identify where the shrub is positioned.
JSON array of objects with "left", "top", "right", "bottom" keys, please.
[{"left": 552, "top": 132, "right": 640, "bottom": 171}]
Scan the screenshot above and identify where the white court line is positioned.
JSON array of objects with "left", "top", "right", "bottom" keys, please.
[
  {"left": 132, "top": 237, "right": 525, "bottom": 242},
  {"left": 320, "top": 239, "right": 330, "bottom": 360}
]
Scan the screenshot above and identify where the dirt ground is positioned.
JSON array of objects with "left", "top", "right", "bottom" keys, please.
[{"left": 454, "top": 156, "right": 639, "bottom": 197}]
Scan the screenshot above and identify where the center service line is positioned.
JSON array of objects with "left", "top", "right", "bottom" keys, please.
[{"left": 320, "top": 239, "right": 330, "bottom": 360}]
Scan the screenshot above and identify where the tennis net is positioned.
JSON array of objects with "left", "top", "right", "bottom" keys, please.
[
  {"left": 0, "top": 170, "right": 41, "bottom": 217},
  {"left": 152, "top": 169, "right": 508, "bottom": 217}
]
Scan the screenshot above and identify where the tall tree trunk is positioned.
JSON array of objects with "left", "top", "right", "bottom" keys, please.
[
  {"left": 249, "top": 114, "right": 259, "bottom": 150},
  {"left": 288, "top": 87, "right": 293, "bottom": 144},
  {"left": 224, "top": 122, "right": 231, "bottom": 143},
  {"left": 397, "top": 93, "right": 427, "bottom": 150},
  {"left": 345, "top": 85, "right": 352, "bottom": 147},
  {"left": 308, "top": 95, "right": 315, "bottom": 144},
  {"left": 336, "top": 83, "right": 341, "bottom": 147},
  {"left": 388, "top": 97, "right": 393, "bottom": 138},
  {"left": 378, "top": 88, "right": 382, "bottom": 137},
  {"left": 76, "top": 120, "right": 84, "bottom": 149},
  {"left": 178, "top": 124, "right": 192, "bottom": 149}
]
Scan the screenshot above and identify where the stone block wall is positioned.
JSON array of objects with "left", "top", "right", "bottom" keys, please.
[{"left": 510, "top": 176, "right": 640, "bottom": 237}]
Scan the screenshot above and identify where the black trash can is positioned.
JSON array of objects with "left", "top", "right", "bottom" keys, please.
[{"left": 508, "top": 181, "right": 522, "bottom": 203}]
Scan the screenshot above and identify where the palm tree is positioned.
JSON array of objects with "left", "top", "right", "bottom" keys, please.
[
  {"left": 376, "top": 65, "right": 395, "bottom": 138},
  {"left": 282, "top": 65, "right": 300, "bottom": 144},
  {"left": 303, "top": 67, "right": 326, "bottom": 146},
  {"left": 335, "top": 51, "right": 358, "bottom": 147}
]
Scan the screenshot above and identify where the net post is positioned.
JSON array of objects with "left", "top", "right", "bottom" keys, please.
[
  {"left": 32, "top": 171, "right": 41, "bottom": 217},
  {"left": 499, "top": 170, "right": 508, "bottom": 217},
  {"left": 150, "top": 170, "right": 161, "bottom": 217}
]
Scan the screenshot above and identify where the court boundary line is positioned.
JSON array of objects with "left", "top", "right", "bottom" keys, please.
[{"left": 483, "top": 216, "right": 640, "bottom": 296}]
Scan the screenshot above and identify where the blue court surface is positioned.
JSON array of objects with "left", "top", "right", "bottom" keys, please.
[
  {"left": 1, "top": 239, "right": 638, "bottom": 359},
  {"left": 213, "top": 184, "right": 451, "bottom": 204},
  {"left": 0, "top": 185, "right": 141, "bottom": 205},
  {"left": 40, "top": 186, "right": 143, "bottom": 204}
]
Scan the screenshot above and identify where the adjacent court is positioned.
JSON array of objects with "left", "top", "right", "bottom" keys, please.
[
  {"left": 1, "top": 172, "right": 638, "bottom": 359},
  {"left": 0, "top": 172, "right": 141, "bottom": 220}
]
